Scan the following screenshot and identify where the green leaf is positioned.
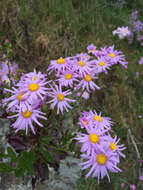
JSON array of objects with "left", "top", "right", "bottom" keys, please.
[
  {"left": 0, "top": 163, "right": 14, "bottom": 172},
  {"left": 16, "top": 151, "right": 35, "bottom": 176},
  {"left": 0, "top": 153, "right": 6, "bottom": 159},
  {"left": 40, "top": 146, "right": 55, "bottom": 163},
  {"left": 7, "top": 147, "right": 17, "bottom": 162},
  {"left": 15, "top": 168, "right": 25, "bottom": 177}
]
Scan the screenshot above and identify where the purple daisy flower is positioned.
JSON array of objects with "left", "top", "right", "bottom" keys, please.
[
  {"left": 47, "top": 57, "right": 70, "bottom": 74},
  {"left": 138, "top": 57, "right": 143, "bottom": 65},
  {"left": 104, "top": 134, "right": 126, "bottom": 159},
  {"left": 76, "top": 73, "right": 100, "bottom": 92},
  {"left": 56, "top": 69, "right": 79, "bottom": 88},
  {"left": 17, "top": 76, "right": 49, "bottom": 101},
  {"left": 82, "top": 91, "right": 90, "bottom": 99},
  {"left": 75, "top": 128, "right": 106, "bottom": 156},
  {"left": 3, "top": 87, "right": 31, "bottom": 112},
  {"left": 72, "top": 57, "right": 92, "bottom": 75},
  {"left": 80, "top": 144, "right": 122, "bottom": 183},
  {"left": 8, "top": 107, "right": 47, "bottom": 134},
  {"left": 78, "top": 117, "right": 89, "bottom": 129},
  {"left": 22, "top": 69, "right": 47, "bottom": 81},
  {"left": 0, "top": 63, "right": 9, "bottom": 81},
  {"left": 47, "top": 83, "right": 76, "bottom": 114},
  {"left": 87, "top": 110, "right": 113, "bottom": 132},
  {"left": 102, "top": 45, "right": 128, "bottom": 69},
  {"left": 87, "top": 44, "right": 97, "bottom": 54},
  {"left": 76, "top": 53, "right": 91, "bottom": 62},
  {"left": 112, "top": 26, "right": 131, "bottom": 39},
  {"left": 9, "top": 62, "right": 19, "bottom": 75},
  {"left": 93, "top": 56, "right": 111, "bottom": 73}
]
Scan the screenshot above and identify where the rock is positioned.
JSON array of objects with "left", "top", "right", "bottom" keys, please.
[
  {"left": 35, "top": 156, "right": 82, "bottom": 190},
  {"left": 0, "top": 172, "right": 32, "bottom": 190}
]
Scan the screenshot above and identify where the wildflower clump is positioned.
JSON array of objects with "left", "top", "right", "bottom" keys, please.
[
  {"left": 0, "top": 61, "right": 19, "bottom": 85},
  {"left": 112, "top": 26, "right": 131, "bottom": 39},
  {"left": 112, "top": 11, "right": 143, "bottom": 46},
  {"left": 75, "top": 110, "right": 126, "bottom": 183},
  {"left": 2, "top": 43, "right": 128, "bottom": 135},
  {"left": 3, "top": 69, "right": 48, "bottom": 134}
]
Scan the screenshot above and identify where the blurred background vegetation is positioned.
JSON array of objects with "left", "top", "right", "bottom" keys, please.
[{"left": 0, "top": 0, "right": 143, "bottom": 189}]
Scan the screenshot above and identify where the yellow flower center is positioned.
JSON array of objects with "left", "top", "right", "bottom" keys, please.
[
  {"left": 84, "top": 74, "right": 91, "bottom": 82},
  {"left": 83, "top": 92, "right": 87, "bottom": 96},
  {"left": 109, "top": 53, "right": 115, "bottom": 58},
  {"left": 110, "top": 142, "right": 117, "bottom": 151},
  {"left": 83, "top": 56, "right": 86, "bottom": 59},
  {"left": 99, "top": 61, "right": 105, "bottom": 66},
  {"left": 33, "top": 76, "right": 38, "bottom": 80},
  {"left": 78, "top": 61, "right": 85, "bottom": 67},
  {"left": 65, "top": 73, "right": 72, "bottom": 80},
  {"left": 94, "top": 115, "right": 102, "bottom": 122},
  {"left": 91, "top": 49, "right": 95, "bottom": 52},
  {"left": 89, "top": 133, "right": 99, "bottom": 144},
  {"left": 5, "top": 79, "right": 9, "bottom": 82},
  {"left": 21, "top": 109, "right": 32, "bottom": 118},
  {"left": 2, "top": 71, "right": 5, "bottom": 74},
  {"left": 96, "top": 154, "right": 107, "bottom": 165},
  {"left": 57, "top": 93, "right": 64, "bottom": 101},
  {"left": 29, "top": 83, "right": 39, "bottom": 91},
  {"left": 57, "top": 58, "right": 65, "bottom": 64},
  {"left": 83, "top": 120, "right": 87, "bottom": 125},
  {"left": 17, "top": 93, "right": 25, "bottom": 101}
]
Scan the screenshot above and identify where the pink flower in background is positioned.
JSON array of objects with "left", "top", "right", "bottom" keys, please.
[
  {"left": 48, "top": 83, "right": 76, "bottom": 114},
  {"left": 76, "top": 92, "right": 81, "bottom": 97},
  {"left": 87, "top": 44, "right": 96, "bottom": 54},
  {"left": 112, "top": 26, "right": 131, "bottom": 39},
  {"left": 82, "top": 91, "right": 90, "bottom": 99},
  {"left": 120, "top": 182, "right": 125, "bottom": 188},
  {"left": 136, "top": 72, "right": 139, "bottom": 77},
  {"left": 138, "top": 115, "right": 142, "bottom": 119},
  {"left": 0, "top": 63, "right": 9, "bottom": 80},
  {"left": 139, "top": 175, "right": 143, "bottom": 181},
  {"left": 5, "top": 39, "right": 9, "bottom": 43},
  {"left": 130, "top": 184, "right": 136, "bottom": 190},
  {"left": 138, "top": 57, "right": 143, "bottom": 65}
]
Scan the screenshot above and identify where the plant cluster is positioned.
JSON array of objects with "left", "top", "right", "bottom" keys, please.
[{"left": 0, "top": 42, "right": 128, "bottom": 186}]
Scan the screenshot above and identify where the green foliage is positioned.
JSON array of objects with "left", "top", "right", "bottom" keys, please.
[
  {"left": 0, "top": 163, "right": 14, "bottom": 172},
  {"left": 39, "top": 146, "right": 55, "bottom": 163},
  {"left": 15, "top": 151, "right": 35, "bottom": 177},
  {"left": 7, "top": 147, "right": 17, "bottom": 163}
]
